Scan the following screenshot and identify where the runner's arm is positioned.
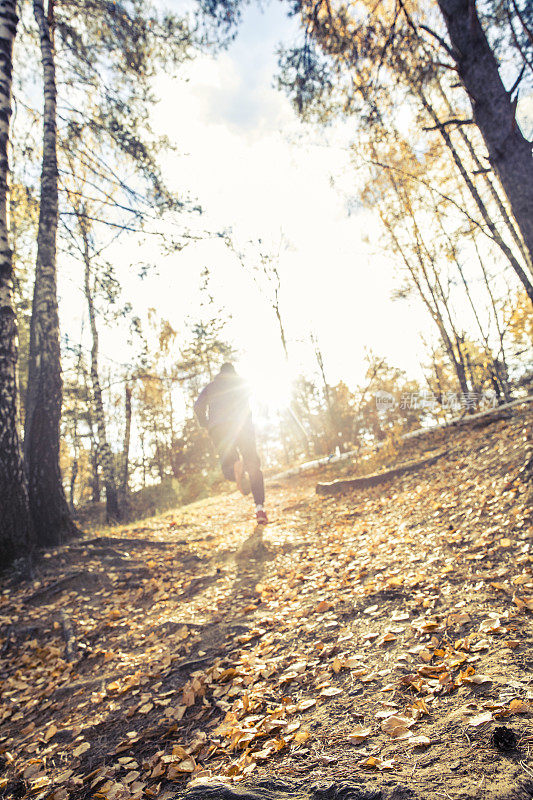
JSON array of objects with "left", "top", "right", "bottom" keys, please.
[{"left": 194, "top": 385, "right": 210, "bottom": 428}]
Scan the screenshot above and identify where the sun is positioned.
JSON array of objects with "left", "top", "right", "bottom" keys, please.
[{"left": 248, "top": 363, "right": 294, "bottom": 416}]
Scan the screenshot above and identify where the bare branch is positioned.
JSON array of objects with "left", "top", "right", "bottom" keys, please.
[
  {"left": 511, "top": 0, "right": 533, "bottom": 45},
  {"left": 508, "top": 64, "right": 526, "bottom": 98},
  {"left": 422, "top": 117, "right": 474, "bottom": 130},
  {"left": 419, "top": 23, "right": 456, "bottom": 59}
]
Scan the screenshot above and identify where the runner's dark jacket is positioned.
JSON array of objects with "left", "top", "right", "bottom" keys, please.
[{"left": 194, "top": 371, "right": 251, "bottom": 432}]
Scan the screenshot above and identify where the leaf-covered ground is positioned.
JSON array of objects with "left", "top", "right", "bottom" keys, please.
[{"left": 1, "top": 406, "right": 532, "bottom": 800}]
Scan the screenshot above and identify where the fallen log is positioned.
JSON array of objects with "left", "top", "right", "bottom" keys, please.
[
  {"left": 316, "top": 450, "right": 447, "bottom": 496},
  {"left": 183, "top": 778, "right": 399, "bottom": 799}
]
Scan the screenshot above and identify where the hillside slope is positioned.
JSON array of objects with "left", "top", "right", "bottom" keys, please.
[{"left": 0, "top": 405, "right": 532, "bottom": 800}]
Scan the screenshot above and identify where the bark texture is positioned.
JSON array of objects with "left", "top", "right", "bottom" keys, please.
[
  {"left": 437, "top": 0, "right": 533, "bottom": 271},
  {"left": 0, "top": 0, "right": 33, "bottom": 565},
  {"left": 24, "top": 0, "right": 74, "bottom": 545}
]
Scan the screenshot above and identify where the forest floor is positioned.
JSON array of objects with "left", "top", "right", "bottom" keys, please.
[{"left": 1, "top": 404, "right": 532, "bottom": 800}]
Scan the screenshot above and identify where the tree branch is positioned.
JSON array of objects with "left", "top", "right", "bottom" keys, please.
[
  {"left": 508, "top": 64, "right": 526, "bottom": 98},
  {"left": 511, "top": 0, "right": 533, "bottom": 45},
  {"left": 423, "top": 117, "right": 474, "bottom": 130},
  {"left": 419, "top": 23, "right": 456, "bottom": 59}
]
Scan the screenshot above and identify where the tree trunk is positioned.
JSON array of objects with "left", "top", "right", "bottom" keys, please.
[
  {"left": 141, "top": 433, "right": 146, "bottom": 488},
  {"left": 24, "top": 0, "right": 75, "bottom": 545},
  {"left": 418, "top": 89, "right": 533, "bottom": 303},
  {"left": 312, "top": 334, "right": 336, "bottom": 450},
  {"left": 90, "top": 445, "right": 100, "bottom": 503},
  {"left": 380, "top": 210, "right": 470, "bottom": 396},
  {"left": 68, "top": 345, "right": 83, "bottom": 513},
  {"left": 436, "top": 81, "right": 532, "bottom": 273},
  {"left": 472, "top": 235, "right": 513, "bottom": 402},
  {"left": 436, "top": 0, "right": 533, "bottom": 271},
  {"left": 437, "top": 209, "right": 512, "bottom": 402},
  {"left": 119, "top": 380, "right": 132, "bottom": 510},
  {"left": 0, "top": 0, "right": 33, "bottom": 564},
  {"left": 69, "top": 458, "right": 78, "bottom": 512},
  {"left": 82, "top": 366, "right": 101, "bottom": 503},
  {"left": 81, "top": 221, "right": 120, "bottom": 524}
]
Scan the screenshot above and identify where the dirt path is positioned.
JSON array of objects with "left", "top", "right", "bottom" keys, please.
[{"left": 0, "top": 408, "right": 532, "bottom": 800}]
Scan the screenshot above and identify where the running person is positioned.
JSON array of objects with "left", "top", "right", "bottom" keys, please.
[{"left": 194, "top": 363, "right": 268, "bottom": 524}]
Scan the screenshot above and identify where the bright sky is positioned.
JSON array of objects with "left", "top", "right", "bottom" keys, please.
[
  {"left": 145, "top": 5, "right": 429, "bottom": 389},
  {"left": 59, "top": 1, "right": 443, "bottom": 420}
]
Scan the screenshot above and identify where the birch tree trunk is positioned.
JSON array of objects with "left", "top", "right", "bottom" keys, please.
[
  {"left": 80, "top": 364, "right": 99, "bottom": 503},
  {"left": 0, "top": 0, "right": 33, "bottom": 564},
  {"left": 436, "top": 0, "right": 533, "bottom": 269},
  {"left": 24, "top": 0, "right": 74, "bottom": 544},
  {"left": 381, "top": 212, "right": 470, "bottom": 396},
  {"left": 436, "top": 81, "right": 532, "bottom": 273},
  {"left": 119, "top": 380, "right": 132, "bottom": 511},
  {"left": 81, "top": 221, "right": 120, "bottom": 523},
  {"left": 418, "top": 90, "right": 533, "bottom": 303}
]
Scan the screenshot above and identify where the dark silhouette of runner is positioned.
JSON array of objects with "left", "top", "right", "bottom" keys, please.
[{"left": 194, "top": 363, "right": 268, "bottom": 524}]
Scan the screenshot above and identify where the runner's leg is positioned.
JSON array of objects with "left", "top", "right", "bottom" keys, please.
[
  {"left": 210, "top": 426, "right": 239, "bottom": 482},
  {"left": 238, "top": 425, "right": 265, "bottom": 507}
]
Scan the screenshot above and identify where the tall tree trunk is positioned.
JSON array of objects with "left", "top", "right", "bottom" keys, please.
[
  {"left": 68, "top": 344, "right": 82, "bottom": 513},
  {"left": 68, "top": 410, "right": 79, "bottom": 513},
  {"left": 436, "top": 0, "right": 533, "bottom": 269},
  {"left": 312, "top": 333, "right": 335, "bottom": 450},
  {"left": 81, "top": 222, "right": 120, "bottom": 523},
  {"left": 436, "top": 81, "right": 532, "bottom": 273},
  {"left": 24, "top": 0, "right": 74, "bottom": 545},
  {"left": 119, "top": 380, "right": 132, "bottom": 510},
  {"left": 402, "top": 192, "right": 471, "bottom": 396},
  {"left": 472, "top": 235, "right": 513, "bottom": 401},
  {"left": 141, "top": 432, "right": 146, "bottom": 488},
  {"left": 69, "top": 458, "right": 78, "bottom": 512},
  {"left": 82, "top": 365, "right": 100, "bottom": 503},
  {"left": 0, "top": 0, "right": 33, "bottom": 564},
  {"left": 418, "top": 89, "right": 533, "bottom": 303},
  {"left": 381, "top": 211, "right": 470, "bottom": 396},
  {"left": 90, "top": 444, "right": 100, "bottom": 503},
  {"left": 436, "top": 208, "right": 513, "bottom": 402}
]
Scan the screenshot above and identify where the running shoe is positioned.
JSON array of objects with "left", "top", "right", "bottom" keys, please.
[{"left": 256, "top": 509, "right": 268, "bottom": 524}]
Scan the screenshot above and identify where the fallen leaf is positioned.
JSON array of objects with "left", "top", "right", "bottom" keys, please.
[
  {"left": 344, "top": 657, "right": 363, "bottom": 668},
  {"left": 463, "top": 674, "right": 492, "bottom": 685},
  {"left": 509, "top": 699, "right": 531, "bottom": 714},
  {"left": 44, "top": 724, "right": 57, "bottom": 742},
  {"left": 468, "top": 712, "right": 493, "bottom": 726},
  {"left": 168, "top": 758, "right": 196, "bottom": 777},
  {"left": 348, "top": 725, "right": 372, "bottom": 744},
  {"left": 72, "top": 742, "right": 91, "bottom": 758},
  {"left": 381, "top": 715, "right": 415, "bottom": 737},
  {"left": 409, "top": 735, "right": 431, "bottom": 747},
  {"left": 296, "top": 698, "right": 316, "bottom": 712},
  {"left": 332, "top": 656, "right": 343, "bottom": 673},
  {"left": 360, "top": 756, "right": 395, "bottom": 770},
  {"left": 320, "top": 687, "right": 342, "bottom": 697}
]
